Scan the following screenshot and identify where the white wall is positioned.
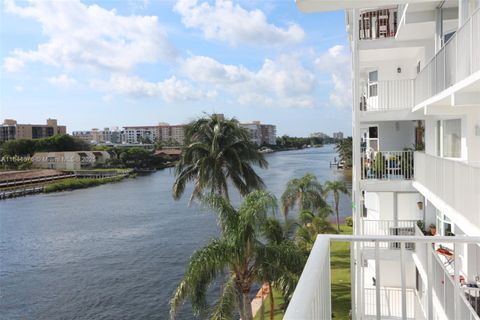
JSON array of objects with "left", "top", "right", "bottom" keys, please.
[
  {"left": 379, "top": 121, "right": 416, "bottom": 150},
  {"left": 466, "top": 109, "right": 480, "bottom": 163},
  {"left": 365, "top": 192, "right": 423, "bottom": 221},
  {"left": 397, "top": 193, "right": 424, "bottom": 221}
]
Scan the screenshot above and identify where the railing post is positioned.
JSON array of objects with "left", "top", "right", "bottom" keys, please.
[
  {"left": 400, "top": 242, "right": 407, "bottom": 320},
  {"left": 427, "top": 242, "right": 434, "bottom": 320},
  {"left": 375, "top": 241, "right": 381, "bottom": 320},
  {"left": 454, "top": 243, "right": 461, "bottom": 320}
]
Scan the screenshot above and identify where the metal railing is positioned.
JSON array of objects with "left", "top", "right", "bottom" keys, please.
[
  {"left": 362, "top": 219, "right": 417, "bottom": 250},
  {"left": 361, "top": 150, "right": 414, "bottom": 180},
  {"left": 283, "top": 235, "right": 331, "bottom": 320},
  {"left": 414, "top": 8, "right": 480, "bottom": 105},
  {"left": 364, "top": 287, "right": 415, "bottom": 319},
  {"left": 362, "top": 79, "right": 414, "bottom": 111},
  {"left": 414, "top": 152, "right": 480, "bottom": 228},
  {"left": 285, "top": 235, "right": 480, "bottom": 320}
]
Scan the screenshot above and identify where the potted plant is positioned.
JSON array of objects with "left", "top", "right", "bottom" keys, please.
[
  {"left": 417, "top": 220, "right": 426, "bottom": 235},
  {"left": 429, "top": 223, "right": 437, "bottom": 236}
]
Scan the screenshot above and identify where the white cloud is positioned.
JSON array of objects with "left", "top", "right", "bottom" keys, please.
[
  {"left": 92, "top": 75, "right": 214, "bottom": 102},
  {"left": 315, "top": 45, "right": 351, "bottom": 108},
  {"left": 182, "top": 54, "right": 315, "bottom": 108},
  {"left": 48, "top": 74, "right": 77, "bottom": 88},
  {"left": 174, "top": 0, "right": 304, "bottom": 46},
  {"left": 14, "top": 85, "right": 23, "bottom": 92},
  {"left": 3, "top": 0, "right": 176, "bottom": 72}
]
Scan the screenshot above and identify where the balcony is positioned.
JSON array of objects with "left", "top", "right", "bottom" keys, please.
[
  {"left": 359, "top": 7, "right": 398, "bottom": 40},
  {"left": 284, "top": 235, "right": 480, "bottom": 320},
  {"left": 414, "top": 8, "right": 480, "bottom": 106},
  {"left": 362, "top": 219, "right": 417, "bottom": 250},
  {"left": 414, "top": 152, "right": 480, "bottom": 231},
  {"left": 361, "top": 79, "right": 414, "bottom": 112},
  {"left": 361, "top": 150, "right": 414, "bottom": 180}
]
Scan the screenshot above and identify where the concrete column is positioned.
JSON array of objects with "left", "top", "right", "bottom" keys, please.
[
  {"left": 459, "top": 0, "right": 469, "bottom": 27},
  {"left": 435, "top": 7, "right": 443, "bottom": 53},
  {"left": 352, "top": 8, "right": 362, "bottom": 320}
]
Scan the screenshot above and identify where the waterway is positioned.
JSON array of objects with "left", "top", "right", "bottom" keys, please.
[{"left": 0, "top": 145, "right": 351, "bottom": 319}]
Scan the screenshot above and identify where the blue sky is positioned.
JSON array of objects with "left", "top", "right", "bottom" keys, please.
[{"left": 0, "top": 0, "right": 351, "bottom": 136}]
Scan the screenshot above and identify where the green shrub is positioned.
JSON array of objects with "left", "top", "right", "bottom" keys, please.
[
  {"left": 345, "top": 216, "right": 353, "bottom": 227},
  {"left": 44, "top": 176, "right": 124, "bottom": 193}
]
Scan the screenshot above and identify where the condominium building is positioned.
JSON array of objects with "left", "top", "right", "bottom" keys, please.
[
  {"left": 0, "top": 119, "right": 66, "bottom": 142},
  {"left": 72, "top": 128, "right": 123, "bottom": 144},
  {"left": 240, "top": 121, "right": 277, "bottom": 146},
  {"left": 287, "top": 1, "right": 480, "bottom": 320},
  {"left": 333, "top": 131, "right": 345, "bottom": 140},
  {"left": 122, "top": 123, "right": 186, "bottom": 145}
]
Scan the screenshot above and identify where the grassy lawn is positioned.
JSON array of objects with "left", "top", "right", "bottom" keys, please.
[
  {"left": 253, "top": 288, "right": 285, "bottom": 320},
  {"left": 331, "top": 225, "right": 352, "bottom": 319},
  {"left": 254, "top": 224, "right": 352, "bottom": 320}
]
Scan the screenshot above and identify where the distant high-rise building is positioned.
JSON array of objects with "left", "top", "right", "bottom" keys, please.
[
  {"left": 240, "top": 121, "right": 277, "bottom": 145},
  {"left": 72, "top": 127, "right": 123, "bottom": 144},
  {"left": 333, "top": 131, "right": 344, "bottom": 140},
  {"left": 0, "top": 118, "right": 66, "bottom": 142},
  {"left": 310, "top": 132, "right": 330, "bottom": 139}
]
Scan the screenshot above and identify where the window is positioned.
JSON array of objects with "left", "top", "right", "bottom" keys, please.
[
  {"left": 368, "top": 71, "right": 378, "bottom": 97},
  {"left": 436, "top": 119, "right": 462, "bottom": 158},
  {"left": 443, "top": 119, "right": 461, "bottom": 158}
]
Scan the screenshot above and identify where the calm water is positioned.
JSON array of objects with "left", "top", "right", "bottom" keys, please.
[{"left": 0, "top": 145, "right": 351, "bottom": 319}]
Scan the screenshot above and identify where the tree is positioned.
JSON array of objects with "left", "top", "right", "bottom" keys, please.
[
  {"left": 260, "top": 217, "right": 301, "bottom": 319},
  {"left": 281, "top": 173, "right": 328, "bottom": 217},
  {"left": 296, "top": 211, "right": 336, "bottom": 252},
  {"left": 335, "top": 137, "right": 352, "bottom": 168},
  {"left": 172, "top": 113, "right": 268, "bottom": 203},
  {"left": 324, "top": 180, "right": 350, "bottom": 232},
  {"left": 170, "top": 191, "right": 304, "bottom": 320}
]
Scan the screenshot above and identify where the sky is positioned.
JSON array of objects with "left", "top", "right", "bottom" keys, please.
[{"left": 0, "top": 0, "right": 352, "bottom": 137}]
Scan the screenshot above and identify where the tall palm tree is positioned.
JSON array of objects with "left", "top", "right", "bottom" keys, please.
[
  {"left": 281, "top": 173, "right": 328, "bottom": 217},
  {"left": 296, "top": 212, "right": 336, "bottom": 252},
  {"left": 335, "top": 137, "right": 352, "bottom": 168},
  {"left": 324, "top": 180, "right": 350, "bottom": 232},
  {"left": 172, "top": 113, "right": 268, "bottom": 203},
  {"left": 170, "top": 191, "right": 304, "bottom": 320},
  {"left": 260, "top": 217, "right": 299, "bottom": 320}
]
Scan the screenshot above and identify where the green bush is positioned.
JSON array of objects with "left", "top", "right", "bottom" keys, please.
[
  {"left": 345, "top": 216, "right": 353, "bottom": 227},
  {"left": 43, "top": 176, "right": 124, "bottom": 193}
]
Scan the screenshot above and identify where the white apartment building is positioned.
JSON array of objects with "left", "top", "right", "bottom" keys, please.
[
  {"left": 240, "top": 121, "right": 277, "bottom": 145},
  {"left": 72, "top": 128, "right": 122, "bottom": 144},
  {"left": 286, "top": 1, "right": 480, "bottom": 319}
]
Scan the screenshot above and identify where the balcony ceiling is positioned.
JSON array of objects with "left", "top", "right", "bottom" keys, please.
[
  {"left": 359, "top": 46, "right": 423, "bottom": 63},
  {"left": 296, "top": 0, "right": 440, "bottom": 13},
  {"left": 396, "top": 1, "right": 458, "bottom": 41}
]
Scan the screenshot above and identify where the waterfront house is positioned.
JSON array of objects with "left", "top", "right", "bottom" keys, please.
[
  {"left": 32, "top": 151, "right": 110, "bottom": 170},
  {"left": 286, "top": 1, "right": 480, "bottom": 319}
]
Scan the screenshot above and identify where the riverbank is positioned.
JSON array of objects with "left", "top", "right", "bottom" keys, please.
[{"left": 43, "top": 176, "right": 126, "bottom": 193}]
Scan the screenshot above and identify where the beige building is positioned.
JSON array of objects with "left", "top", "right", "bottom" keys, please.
[
  {"left": 240, "top": 121, "right": 277, "bottom": 145},
  {"left": 1, "top": 119, "right": 66, "bottom": 142},
  {"left": 32, "top": 151, "right": 110, "bottom": 170}
]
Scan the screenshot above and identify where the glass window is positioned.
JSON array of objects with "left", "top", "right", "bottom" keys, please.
[
  {"left": 442, "top": 119, "right": 461, "bottom": 158},
  {"left": 368, "top": 71, "right": 378, "bottom": 82}
]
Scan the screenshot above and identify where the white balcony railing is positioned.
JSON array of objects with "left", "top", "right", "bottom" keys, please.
[
  {"left": 364, "top": 287, "right": 415, "bottom": 319},
  {"left": 414, "top": 8, "right": 480, "bottom": 105},
  {"left": 285, "top": 235, "right": 480, "bottom": 320},
  {"left": 283, "top": 235, "right": 331, "bottom": 320},
  {"left": 414, "top": 152, "right": 480, "bottom": 229},
  {"left": 362, "top": 219, "right": 417, "bottom": 249},
  {"left": 361, "top": 150, "right": 414, "bottom": 180},
  {"left": 361, "top": 79, "right": 414, "bottom": 111}
]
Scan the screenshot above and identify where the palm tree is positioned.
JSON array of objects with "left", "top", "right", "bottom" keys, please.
[
  {"left": 335, "top": 137, "right": 352, "bottom": 168},
  {"left": 170, "top": 191, "right": 304, "bottom": 320},
  {"left": 172, "top": 113, "right": 268, "bottom": 203},
  {"left": 324, "top": 180, "right": 350, "bottom": 232},
  {"left": 281, "top": 173, "right": 328, "bottom": 217},
  {"left": 296, "top": 212, "right": 336, "bottom": 252},
  {"left": 260, "top": 217, "right": 299, "bottom": 320}
]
